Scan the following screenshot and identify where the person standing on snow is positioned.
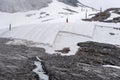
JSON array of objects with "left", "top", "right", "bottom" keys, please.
[{"left": 66, "top": 18, "right": 68, "bottom": 23}]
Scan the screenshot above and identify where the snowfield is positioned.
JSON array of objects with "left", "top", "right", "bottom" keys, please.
[
  {"left": 0, "top": 23, "right": 63, "bottom": 46},
  {"left": 0, "top": 0, "right": 120, "bottom": 55}
]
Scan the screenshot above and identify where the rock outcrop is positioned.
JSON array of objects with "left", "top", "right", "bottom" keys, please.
[
  {"left": 1, "top": 38, "right": 120, "bottom": 80},
  {"left": 58, "top": 0, "right": 79, "bottom": 7},
  {"left": 41, "top": 41, "right": 120, "bottom": 80},
  {"left": 0, "top": 38, "right": 47, "bottom": 80},
  {"left": 82, "top": 11, "right": 111, "bottom": 22},
  {"left": 77, "top": 41, "right": 120, "bottom": 66}
]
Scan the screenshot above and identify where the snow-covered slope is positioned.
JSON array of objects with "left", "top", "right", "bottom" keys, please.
[
  {"left": 0, "top": 0, "right": 52, "bottom": 13},
  {"left": 1, "top": 22, "right": 120, "bottom": 55},
  {"left": 0, "top": 0, "right": 92, "bottom": 28},
  {"left": 0, "top": 0, "right": 96, "bottom": 55},
  {"left": 0, "top": 0, "right": 93, "bottom": 13}
]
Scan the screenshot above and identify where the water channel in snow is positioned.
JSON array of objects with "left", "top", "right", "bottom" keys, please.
[{"left": 33, "top": 57, "right": 49, "bottom": 80}]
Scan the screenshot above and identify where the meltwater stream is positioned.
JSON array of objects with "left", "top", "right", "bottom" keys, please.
[{"left": 33, "top": 57, "right": 49, "bottom": 80}]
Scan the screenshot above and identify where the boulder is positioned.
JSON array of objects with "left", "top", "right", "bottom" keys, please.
[{"left": 55, "top": 47, "right": 70, "bottom": 54}]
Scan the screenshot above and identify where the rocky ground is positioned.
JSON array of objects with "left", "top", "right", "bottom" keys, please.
[
  {"left": 0, "top": 38, "right": 120, "bottom": 80},
  {"left": 0, "top": 38, "right": 47, "bottom": 80},
  {"left": 41, "top": 41, "right": 120, "bottom": 80},
  {"left": 82, "top": 8, "right": 120, "bottom": 23}
]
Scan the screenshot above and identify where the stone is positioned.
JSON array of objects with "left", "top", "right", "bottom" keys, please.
[{"left": 55, "top": 47, "right": 70, "bottom": 54}]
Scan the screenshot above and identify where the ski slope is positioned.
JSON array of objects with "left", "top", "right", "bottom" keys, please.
[
  {"left": 0, "top": 21, "right": 120, "bottom": 55},
  {"left": 0, "top": 22, "right": 94, "bottom": 45},
  {"left": 0, "top": 23, "right": 63, "bottom": 46},
  {"left": 0, "top": 22, "right": 95, "bottom": 55}
]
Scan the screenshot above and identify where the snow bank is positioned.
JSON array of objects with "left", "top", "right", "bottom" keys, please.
[{"left": 103, "top": 65, "right": 120, "bottom": 70}]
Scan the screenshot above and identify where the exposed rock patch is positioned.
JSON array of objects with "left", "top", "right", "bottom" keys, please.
[
  {"left": 40, "top": 41, "right": 120, "bottom": 80},
  {"left": 77, "top": 41, "right": 120, "bottom": 66},
  {"left": 58, "top": 0, "right": 79, "bottom": 7},
  {"left": 82, "top": 11, "right": 111, "bottom": 22},
  {"left": 0, "top": 38, "right": 47, "bottom": 80},
  {"left": 58, "top": 0, "right": 97, "bottom": 11}
]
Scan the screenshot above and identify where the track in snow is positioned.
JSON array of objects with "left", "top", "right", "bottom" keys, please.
[{"left": 0, "top": 23, "right": 94, "bottom": 47}]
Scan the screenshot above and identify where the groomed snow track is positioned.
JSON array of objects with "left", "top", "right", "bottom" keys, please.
[{"left": 0, "top": 23, "right": 95, "bottom": 47}]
